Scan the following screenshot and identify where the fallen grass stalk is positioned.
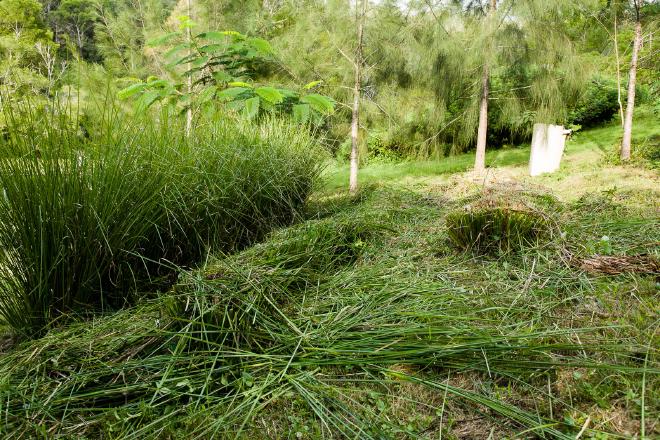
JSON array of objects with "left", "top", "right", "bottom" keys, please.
[{"left": 0, "top": 186, "right": 657, "bottom": 437}]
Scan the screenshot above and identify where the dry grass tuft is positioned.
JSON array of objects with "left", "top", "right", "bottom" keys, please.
[{"left": 579, "top": 254, "right": 659, "bottom": 276}]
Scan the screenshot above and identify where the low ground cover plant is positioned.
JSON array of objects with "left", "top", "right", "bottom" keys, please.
[{"left": 0, "top": 187, "right": 656, "bottom": 438}]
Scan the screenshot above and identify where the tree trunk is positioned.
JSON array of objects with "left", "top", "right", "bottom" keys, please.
[
  {"left": 620, "top": 4, "right": 642, "bottom": 161},
  {"left": 474, "top": 0, "right": 497, "bottom": 173},
  {"left": 614, "top": 15, "right": 624, "bottom": 127},
  {"left": 185, "top": 0, "right": 193, "bottom": 138},
  {"left": 349, "top": 0, "right": 366, "bottom": 194},
  {"left": 474, "top": 63, "right": 489, "bottom": 174}
]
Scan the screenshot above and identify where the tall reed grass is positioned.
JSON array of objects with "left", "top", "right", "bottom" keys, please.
[{"left": 0, "top": 101, "right": 323, "bottom": 336}]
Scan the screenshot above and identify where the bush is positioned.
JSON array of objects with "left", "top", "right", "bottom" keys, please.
[
  {"left": 568, "top": 77, "right": 620, "bottom": 128},
  {"left": 0, "top": 104, "right": 323, "bottom": 337},
  {"left": 603, "top": 133, "right": 660, "bottom": 169}
]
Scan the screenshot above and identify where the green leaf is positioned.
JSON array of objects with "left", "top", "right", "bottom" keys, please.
[
  {"left": 247, "top": 37, "right": 273, "bottom": 54},
  {"left": 197, "top": 31, "right": 225, "bottom": 41},
  {"left": 255, "top": 87, "right": 283, "bottom": 104},
  {"left": 212, "top": 71, "right": 233, "bottom": 84},
  {"left": 197, "top": 86, "right": 217, "bottom": 103},
  {"left": 279, "top": 88, "right": 298, "bottom": 98},
  {"left": 178, "top": 16, "right": 195, "bottom": 30},
  {"left": 198, "top": 30, "right": 243, "bottom": 41},
  {"left": 217, "top": 87, "right": 250, "bottom": 101},
  {"left": 228, "top": 81, "right": 252, "bottom": 88},
  {"left": 303, "top": 80, "right": 323, "bottom": 90},
  {"left": 147, "top": 32, "right": 180, "bottom": 47},
  {"left": 137, "top": 90, "right": 161, "bottom": 109},
  {"left": 300, "top": 94, "right": 335, "bottom": 114},
  {"left": 191, "top": 55, "right": 209, "bottom": 67},
  {"left": 293, "top": 104, "right": 310, "bottom": 124},
  {"left": 145, "top": 79, "right": 172, "bottom": 89},
  {"left": 244, "top": 96, "right": 260, "bottom": 119},
  {"left": 198, "top": 44, "right": 224, "bottom": 54},
  {"left": 221, "top": 30, "right": 243, "bottom": 38},
  {"left": 118, "top": 83, "right": 147, "bottom": 100}
]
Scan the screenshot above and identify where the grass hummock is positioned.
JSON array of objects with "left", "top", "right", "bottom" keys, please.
[{"left": 0, "top": 103, "right": 323, "bottom": 337}]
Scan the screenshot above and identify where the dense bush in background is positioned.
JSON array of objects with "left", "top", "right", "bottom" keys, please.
[
  {"left": 0, "top": 104, "right": 323, "bottom": 337},
  {"left": 568, "top": 77, "right": 620, "bottom": 128}
]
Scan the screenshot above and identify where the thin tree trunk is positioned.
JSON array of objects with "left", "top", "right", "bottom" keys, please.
[
  {"left": 614, "top": 15, "right": 624, "bottom": 127},
  {"left": 186, "top": 0, "right": 193, "bottom": 138},
  {"left": 474, "top": 64, "right": 489, "bottom": 173},
  {"left": 621, "top": 2, "right": 642, "bottom": 161},
  {"left": 349, "top": 0, "right": 366, "bottom": 194},
  {"left": 474, "top": 0, "right": 496, "bottom": 174}
]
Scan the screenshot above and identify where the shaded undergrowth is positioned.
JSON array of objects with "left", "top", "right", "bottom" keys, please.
[{"left": 0, "top": 186, "right": 657, "bottom": 439}]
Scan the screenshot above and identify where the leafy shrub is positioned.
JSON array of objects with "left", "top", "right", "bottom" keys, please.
[
  {"left": 568, "top": 77, "right": 620, "bottom": 128},
  {"left": 603, "top": 133, "right": 660, "bottom": 169},
  {"left": 446, "top": 204, "right": 551, "bottom": 254},
  {"left": 0, "top": 104, "right": 323, "bottom": 337},
  {"left": 366, "top": 133, "right": 405, "bottom": 163}
]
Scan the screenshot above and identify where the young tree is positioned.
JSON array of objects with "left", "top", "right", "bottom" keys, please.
[
  {"left": 185, "top": 0, "right": 193, "bottom": 136},
  {"left": 50, "top": 0, "right": 99, "bottom": 61},
  {"left": 620, "top": 0, "right": 643, "bottom": 161},
  {"left": 349, "top": 0, "right": 367, "bottom": 194},
  {"left": 474, "top": 0, "right": 497, "bottom": 174},
  {"left": 0, "top": 0, "right": 56, "bottom": 95},
  {"left": 119, "top": 29, "right": 334, "bottom": 123},
  {"left": 412, "top": 0, "right": 588, "bottom": 160}
]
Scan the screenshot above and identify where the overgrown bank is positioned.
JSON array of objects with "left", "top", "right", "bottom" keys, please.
[
  {"left": 0, "top": 107, "right": 323, "bottom": 337},
  {"left": 0, "top": 183, "right": 657, "bottom": 438}
]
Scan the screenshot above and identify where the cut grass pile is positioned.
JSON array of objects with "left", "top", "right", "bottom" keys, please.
[
  {"left": 0, "top": 185, "right": 657, "bottom": 438},
  {"left": 0, "top": 105, "right": 323, "bottom": 337}
]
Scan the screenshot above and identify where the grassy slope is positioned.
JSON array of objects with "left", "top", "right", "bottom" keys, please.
[
  {"left": 325, "top": 107, "right": 659, "bottom": 200},
  {"left": 0, "top": 114, "right": 658, "bottom": 439}
]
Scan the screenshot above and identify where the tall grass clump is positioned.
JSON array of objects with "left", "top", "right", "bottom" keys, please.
[
  {"left": 446, "top": 191, "right": 555, "bottom": 254},
  {"left": 0, "top": 101, "right": 323, "bottom": 337}
]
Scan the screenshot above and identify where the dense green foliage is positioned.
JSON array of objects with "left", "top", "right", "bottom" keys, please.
[
  {"left": 569, "top": 77, "right": 621, "bottom": 128},
  {"left": 2, "top": 0, "right": 658, "bottom": 158},
  {"left": 0, "top": 103, "right": 323, "bottom": 336},
  {"left": 120, "top": 28, "right": 335, "bottom": 123}
]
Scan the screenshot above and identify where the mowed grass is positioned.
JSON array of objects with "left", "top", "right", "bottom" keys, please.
[
  {"left": 0, "top": 111, "right": 658, "bottom": 438},
  {"left": 325, "top": 106, "right": 659, "bottom": 197},
  {"left": 0, "top": 182, "right": 657, "bottom": 438}
]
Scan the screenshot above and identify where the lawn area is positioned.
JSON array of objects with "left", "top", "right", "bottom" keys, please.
[{"left": 325, "top": 107, "right": 659, "bottom": 201}]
